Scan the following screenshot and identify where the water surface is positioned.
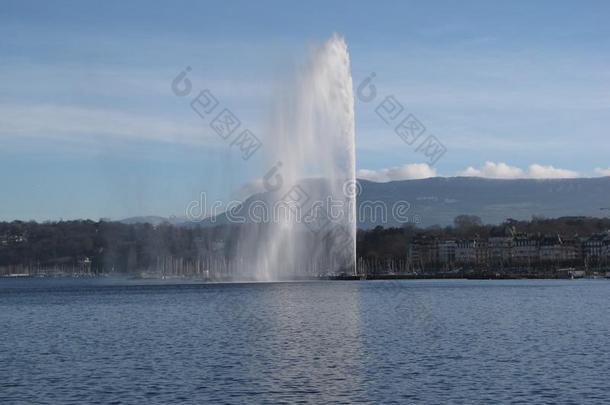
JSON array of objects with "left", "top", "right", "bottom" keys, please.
[{"left": 1, "top": 278, "right": 609, "bottom": 404}]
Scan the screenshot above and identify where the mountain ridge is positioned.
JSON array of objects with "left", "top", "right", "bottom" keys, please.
[{"left": 121, "top": 176, "right": 610, "bottom": 228}]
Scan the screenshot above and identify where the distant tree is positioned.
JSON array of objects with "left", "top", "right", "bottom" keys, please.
[{"left": 454, "top": 215, "right": 483, "bottom": 229}]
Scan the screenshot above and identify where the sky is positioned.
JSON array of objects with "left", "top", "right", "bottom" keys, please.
[{"left": 1, "top": 0, "right": 609, "bottom": 221}]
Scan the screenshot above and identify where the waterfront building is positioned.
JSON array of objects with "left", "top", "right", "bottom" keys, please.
[
  {"left": 512, "top": 233, "right": 539, "bottom": 263},
  {"left": 437, "top": 240, "right": 457, "bottom": 263}
]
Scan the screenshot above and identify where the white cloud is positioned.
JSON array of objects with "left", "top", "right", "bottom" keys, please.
[
  {"left": 458, "top": 161, "right": 579, "bottom": 179},
  {"left": 595, "top": 168, "right": 610, "bottom": 176},
  {"left": 357, "top": 163, "right": 437, "bottom": 182},
  {"left": 458, "top": 161, "right": 524, "bottom": 178},
  {"left": 527, "top": 164, "right": 579, "bottom": 179}
]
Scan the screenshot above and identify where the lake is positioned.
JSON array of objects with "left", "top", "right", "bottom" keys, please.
[{"left": 1, "top": 278, "right": 610, "bottom": 404}]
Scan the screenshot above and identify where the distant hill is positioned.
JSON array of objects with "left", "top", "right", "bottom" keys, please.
[
  {"left": 119, "top": 216, "right": 184, "bottom": 226},
  {"left": 126, "top": 177, "right": 610, "bottom": 229},
  {"left": 356, "top": 176, "right": 610, "bottom": 228}
]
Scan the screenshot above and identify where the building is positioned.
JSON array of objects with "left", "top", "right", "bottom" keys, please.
[
  {"left": 488, "top": 226, "right": 515, "bottom": 263},
  {"left": 539, "top": 234, "right": 563, "bottom": 262},
  {"left": 407, "top": 227, "right": 597, "bottom": 270},
  {"left": 409, "top": 235, "right": 439, "bottom": 267},
  {"left": 512, "top": 233, "right": 538, "bottom": 263},
  {"left": 583, "top": 233, "right": 607, "bottom": 258},
  {"left": 437, "top": 240, "right": 457, "bottom": 263},
  {"left": 456, "top": 239, "right": 477, "bottom": 264},
  {"left": 560, "top": 237, "right": 581, "bottom": 262}
]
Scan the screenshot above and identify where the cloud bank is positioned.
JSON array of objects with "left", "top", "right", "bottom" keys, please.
[
  {"left": 595, "top": 168, "right": 610, "bottom": 176},
  {"left": 357, "top": 161, "right": 605, "bottom": 182},
  {"left": 458, "top": 161, "right": 580, "bottom": 179},
  {"left": 357, "top": 164, "right": 437, "bottom": 182}
]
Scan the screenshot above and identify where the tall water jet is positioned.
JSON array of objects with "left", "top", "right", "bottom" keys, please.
[{"left": 236, "top": 34, "right": 357, "bottom": 280}]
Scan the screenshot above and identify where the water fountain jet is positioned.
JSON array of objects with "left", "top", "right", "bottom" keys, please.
[{"left": 236, "top": 34, "right": 357, "bottom": 281}]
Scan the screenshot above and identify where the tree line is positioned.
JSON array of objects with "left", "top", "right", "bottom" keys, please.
[{"left": 1, "top": 215, "right": 609, "bottom": 276}]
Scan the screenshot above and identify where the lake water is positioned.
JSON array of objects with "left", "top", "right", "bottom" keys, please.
[{"left": 1, "top": 278, "right": 610, "bottom": 404}]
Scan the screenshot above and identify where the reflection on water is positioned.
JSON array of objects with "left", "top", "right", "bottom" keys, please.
[{"left": 1, "top": 278, "right": 610, "bottom": 403}]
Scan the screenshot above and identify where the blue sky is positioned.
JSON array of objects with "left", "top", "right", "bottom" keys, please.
[{"left": 1, "top": 0, "right": 609, "bottom": 221}]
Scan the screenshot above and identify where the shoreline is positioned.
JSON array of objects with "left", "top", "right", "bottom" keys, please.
[{"left": 1, "top": 272, "right": 609, "bottom": 282}]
